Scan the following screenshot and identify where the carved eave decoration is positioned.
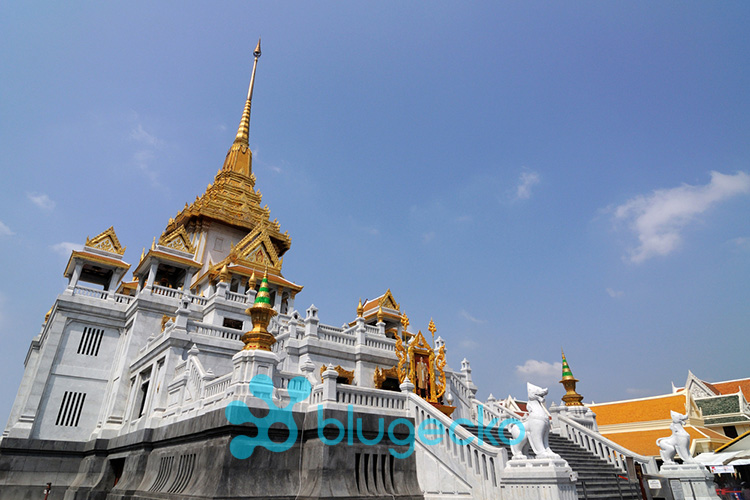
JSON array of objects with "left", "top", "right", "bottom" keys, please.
[
  {"left": 158, "top": 226, "right": 196, "bottom": 256},
  {"left": 64, "top": 250, "right": 131, "bottom": 278},
  {"left": 361, "top": 289, "right": 403, "bottom": 323},
  {"left": 319, "top": 365, "right": 354, "bottom": 385},
  {"left": 164, "top": 170, "right": 291, "bottom": 258},
  {"left": 202, "top": 260, "right": 303, "bottom": 293},
  {"left": 85, "top": 226, "right": 126, "bottom": 256},
  {"left": 131, "top": 249, "right": 202, "bottom": 279},
  {"left": 228, "top": 221, "right": 285, "bottom": 273},
  {"left": 374, "top": 366, "right": 401, "bottom": 389}
]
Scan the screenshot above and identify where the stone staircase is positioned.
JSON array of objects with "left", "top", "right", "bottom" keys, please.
[{"left": 462, "top": 424, "right": 643, "bottom": 500}]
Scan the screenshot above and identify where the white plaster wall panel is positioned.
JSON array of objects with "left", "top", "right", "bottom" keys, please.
[{"left": 32, "top": 372, "right": 107, "bottom": 441}]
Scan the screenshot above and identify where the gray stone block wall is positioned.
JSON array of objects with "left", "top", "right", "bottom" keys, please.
[{"left": 0, "top": 406, "right": 424, "bottom": 500}]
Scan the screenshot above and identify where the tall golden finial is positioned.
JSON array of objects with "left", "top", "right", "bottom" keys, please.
[
  {"left": 428, "top": 318, "right": 436, "bottom": 346},
  {"left": 377, "top": 305, "right": 384, "bottom": 323},
  {"left": 357, "top": 298, "right": 364, "bottom": 318},
  {"left": 234, "top": 38, "right": 262, "bottom": 146},
  {"left": 140, "top": 247, "right": 145, "bottom": 262},
  {"left": 560, "top": 349, "right": 584, "bottom": 406},
  {"left": 248, "top": 270, "right": 257, "bottom": 290},
  {"left": 151, "top": 237, "right": 156, "bottom": 250}
]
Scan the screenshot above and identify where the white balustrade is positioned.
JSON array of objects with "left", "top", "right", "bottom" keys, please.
[
  {"left": 364, "top": 335, "right": 396, "bottom": 351},
  {"left": 335, "top": 385, "right": 406, "bottom": 410},
  {"left": 319, "top": 330, "right": 356, "bottom": 346},
  {"left": 114, "top": 293, "right": 133, "bottom": 304},
  {"left": 151, "top": 284, "right": 180, "bottom": 299},
  {"left": 188, "top": 321, "right": 243, "bottom": 342},
  {"left": 556, "top": 413, "right": 658, "bottom": 474},
  {"left": 410, "top": 393, "right": 504, "bottom": 500},
  {"left": 204, "top": 374, "right": 232, "bottom": 398},
  {"left": 225, "top": 290, "right": 248, "bottom": 304},
  {"left": 72, "top": 285, "right": 110, "bottom": 300}
]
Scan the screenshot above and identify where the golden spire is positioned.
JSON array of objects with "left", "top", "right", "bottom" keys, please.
[
  {"left": 234, "top": 38, "right": 262, "bottom": 146},
  {"left": 377, "top": 305, "right": 384, "bottom": 323},
  {"left": 357, "top": 298, "right": 364, "bottom": 318},
  {"left": 222, "top": 38, "right": 262, "bottom": 177},
  {"left": 248, "top": 270, "right": 257, "bottom": 290},
  {"left": 560, "top": 349, "right": 584, "bottom": 406}
]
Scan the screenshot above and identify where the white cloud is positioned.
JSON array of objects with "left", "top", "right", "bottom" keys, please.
[
  {"left": 614, "top": 171, "right": 750, "bottom": 263},
  {"left": 130, "top": 123, "right": 161, "bottom": 147},
  {"left": 515, "top": 359, "right": 562, "bottom": 387},
  {"left": 52, "top": 242, "right": 82, "bottom": 257},
  {"left": 422, "top": 231, "right": 436, "bottom": 244},
  {"left": 0, "top": 221, "right": 14, "bottom": 236},
  {"left": 606, "top": 288, "right": 624, "bottom": 298},
  {"left": 27, "top": 192, "right": 56, "bottom": 211},
  {"left": 129, "top": 123, "right": 163, "bottom": 187},
  {"left": 515, "top": 171, "right": 540, "bottom": 200},
  {"left": 728, "top": 237, "right": 750, "bottom": 251},
  {"left": 460, "top": 309, "right": 486, "bottom": 324}
]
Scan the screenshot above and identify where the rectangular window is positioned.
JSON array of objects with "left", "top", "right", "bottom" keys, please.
[
  {"left": 55, "top": 391, "right": 86, "bottom": 426},
  {"left": 77, "top": 326, "right": 104, "bottom": 356}
]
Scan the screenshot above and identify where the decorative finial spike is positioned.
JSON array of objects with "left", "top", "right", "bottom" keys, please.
[
  {"left": 377, "top": 305, "right": 384, "bottom": 323},
  {"left": 357, "top": 298, "right": 364, "bottom": 318},
  {"left": 233, "top": 38, "right": 262, "bottom": 146}
]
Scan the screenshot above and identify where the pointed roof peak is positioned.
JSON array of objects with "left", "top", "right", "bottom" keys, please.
[{"left": 233, "top": 39, "right": 262, "bottom": 147}]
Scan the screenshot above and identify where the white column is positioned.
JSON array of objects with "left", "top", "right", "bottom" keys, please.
[
  {"left": 67, "top": 261, "right": 84, "bottom": 289},
  {"left": 144, "top": 261, "right": 158, "bottom": 290}
]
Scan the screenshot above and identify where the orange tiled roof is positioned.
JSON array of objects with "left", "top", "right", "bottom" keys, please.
[
  {"left": 601, "top": 426, "right": 729, "bottom": 457},
  {"left": 589, "top": 394, "right": 687, "bottom": 426},
  {"left": 711, "top": 379, "right": 750, "bottom": 399}
]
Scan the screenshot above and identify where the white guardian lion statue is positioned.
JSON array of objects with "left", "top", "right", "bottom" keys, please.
[
  {"left": 509, "top": 383, "right": 560, "bottom": 460},
  {"left": 657, "top": 411, "right": 696, "bottom": 464}
]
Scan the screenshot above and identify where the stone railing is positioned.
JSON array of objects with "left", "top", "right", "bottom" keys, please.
[
  {"left": 72, "top": 285, "right": 110, "bottom": 300},
  {"left": 114, "top": 293, "right": 134, "bottom": 304},
  {"left": 410, "top": 393, "right": 504, "bottom": 500},
  {"left": 319, "top": 329, "right": 356, "bottom": 347},
  {"left": 364, "top": 335, "right": 396, "bottom": 351},
  {"left": 189, "top": 295, "right": 208, "bottom": 306},
  {"left": 364, "top": 325, "right": 380, "bottom": 335},
  {"left": 226, "top": 290, "right": 248, "bottom": 304},
  {"left": 152, "top": 284, "right": 181, "bottom": 299},
  {"left": 318, "top": 324, "right": 344, "bottom": 335},
  {"left": 336, "top": 384, "right": 406, "bottom": 410},
  {"left": 556, "top": 413, "right": 658, "bottom": 474},
  {"left": 188, "top": 321, "right": 242, "bottom": 342},
  {"left": 204, "top": 373, "right": 232, "bottom": 398}
]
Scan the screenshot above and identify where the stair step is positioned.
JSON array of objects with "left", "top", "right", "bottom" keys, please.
[{"left": 460, "top": 424, "right": 640, "bottom": 499}]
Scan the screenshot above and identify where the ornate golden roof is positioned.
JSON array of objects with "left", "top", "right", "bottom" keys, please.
[
  {"left": 164, "top": 41, "right": 291, "bottom": 259},
  {"left": 85, "top": 227, "right": 125, "bottom": 255},
  {"left": 158, "top": 225, "right": 196, "bottom": 255}
]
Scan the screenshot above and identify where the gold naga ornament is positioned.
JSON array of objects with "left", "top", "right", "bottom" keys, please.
[{"left": 394, "top": 313, "right": 447, "bottom": 405}]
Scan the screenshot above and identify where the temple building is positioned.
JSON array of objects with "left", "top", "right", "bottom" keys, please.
[
  {"left": 586, "top": 371, "right": 749, "bottom": 458},
  {"left": 0, "top": 42, "right": 664, "bottom": 500}
]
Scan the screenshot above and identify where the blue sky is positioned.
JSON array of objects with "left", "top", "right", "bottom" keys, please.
[{"left": 1, "top": 2, "right": 749, "bottom": 423}]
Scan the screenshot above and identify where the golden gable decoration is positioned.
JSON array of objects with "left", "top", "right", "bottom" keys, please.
[
  {"left": 158, "top": 226, "right": 196, "bottom": 255},
  {"left": 319, "top": 365, "right": 354, "bottom": 385},
  {"left": 227, "top": 222, "right": 284, "bottom": 272},
  {"left": 374, "top": 366, "right": 401, "bottom": 389},
  {"left": 379, "top": 289, "right": 400, "bottom": 311},
  {"left": 85, "top": 227, "right": 126, "bottom": 255}
]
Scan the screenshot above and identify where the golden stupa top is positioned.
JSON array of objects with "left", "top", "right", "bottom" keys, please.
[{"left": 165, "top": 40, "right": 291, "bottom": 258}]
